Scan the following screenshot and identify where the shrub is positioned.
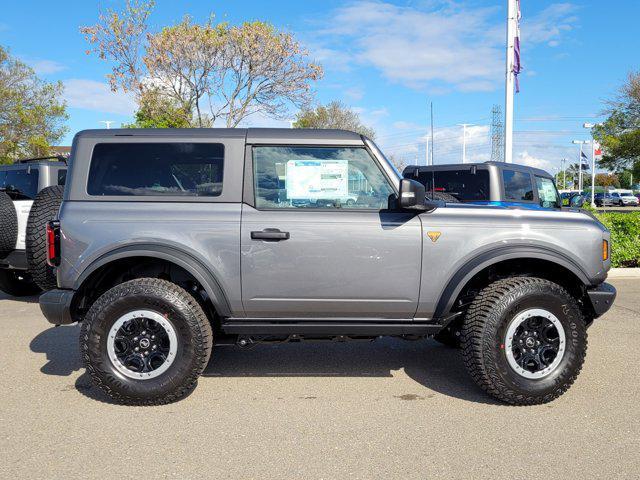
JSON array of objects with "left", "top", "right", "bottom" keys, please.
[{"left": 595, "top": 211, "right": 640, "bottom": 267}]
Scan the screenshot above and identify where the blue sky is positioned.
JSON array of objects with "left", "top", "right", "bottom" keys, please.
[{"left": 1, "top": 0, "right": 638, "bottom": 173}]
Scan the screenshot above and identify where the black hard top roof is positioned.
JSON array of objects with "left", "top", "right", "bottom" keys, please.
[{"left": 403, "top": 161, "right": 552, "bottom": 178}]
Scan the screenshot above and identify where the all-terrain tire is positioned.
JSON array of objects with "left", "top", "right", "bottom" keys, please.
[
  {"left": 428, "top": 191, "right": 460, "bottom": 203},
  {"left": 80, "top": 278, "right": 213, "bottom": 405},
  {"left": 0, "top": 269, "right": 41, "bottom": 297},
  {"left": 26, "top": 185, "right": 64, "bottom": 290},
  {"left": 461, "top": 277, "right": 587, "bottom": 405},
  {"left": 0, "top": 192, "right": 18, "bottom": 254}
]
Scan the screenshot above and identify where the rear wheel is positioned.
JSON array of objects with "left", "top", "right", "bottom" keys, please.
[
  {"left": 80, "top": 278, "right": 213, "bottom": 405},
  {"left": 26, "top": 185, "right": 64, "bottom": 290},
  {"left": 461, "top": 277, "right": 587, "bottom": 405},
  {"left": 0, "top": 269, "right": 41, "bottom": 297}
]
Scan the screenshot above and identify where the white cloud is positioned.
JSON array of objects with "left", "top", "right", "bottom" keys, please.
[
  {"left": 524, "top": 3, "right": 579, "bottom": 46},
  {"left": 63, "top": 79, "right": 135, "bottom": 116},
  {"left": 514, "top": 151, "right": 555, "bottom": 171},
  {"left": 29, "top": 59, "right": 67, "bottom": 75},
  {"left": 344, "top": 86, "right": 364, "bottom": 101},
  {"left": 314, "top": 1, "right": 578, "bottom": 92}
]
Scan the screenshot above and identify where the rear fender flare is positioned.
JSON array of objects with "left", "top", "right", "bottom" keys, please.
[{"left": 73, "top": 244, "right": 232, "bottom": 317}]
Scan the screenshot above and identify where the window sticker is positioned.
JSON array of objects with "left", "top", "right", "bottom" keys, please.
[{"left": 285, "top": 160, "right": 349, "bottom": 200}]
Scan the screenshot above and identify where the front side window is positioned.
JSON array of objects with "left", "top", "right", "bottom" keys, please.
[
  {"left": 0, "top": 169, "right": 40, "bottom": 199},
  {"left": 87, "top": 143, "right": 224, "bottom": 197},
  {"left": 253, "top": 146, "right": 394, "bottom": 210},
  {"left": 503, "top": 170, "right": 534, "bottom": 201},
  {"left": 535, "top": 176, "right": 561, "bottom": 209}
]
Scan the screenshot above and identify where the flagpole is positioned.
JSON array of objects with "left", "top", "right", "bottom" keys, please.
[
  {"left": 591, "top": 139, "right": 596, "bottom": 207},
  {"left": 504, "top": 0, "right": 517, "bottom": 164},
  {"left": 578, "top": 143, "right": 582, "bottom": 193}
]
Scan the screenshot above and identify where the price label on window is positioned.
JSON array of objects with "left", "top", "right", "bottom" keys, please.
[{"left": 285, "top": 160, "right": 349, "bottom": 200}]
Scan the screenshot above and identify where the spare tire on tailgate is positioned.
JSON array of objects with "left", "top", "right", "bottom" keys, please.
[
  {"left": 0, "top": 192, "right": 18, "bottom": 255},
  {"left": 26, "top": 185, "right": 64, "bottom": 290}
]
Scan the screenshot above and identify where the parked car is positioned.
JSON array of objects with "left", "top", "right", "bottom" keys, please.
[
  {"left": 594, "top": 192, "right": 618, "bottom": 207},
  {"left": 618, "top": 192, "right": 639, "bottom": 206},
  {"left": 40, "top": 128, "right": 615, "bottom": 406},
  {"left": 0, "top": 157, "right": 66, "bottom": 296},
  {"left": 402, "top": 162, "right": 569, "bottom": 210}
]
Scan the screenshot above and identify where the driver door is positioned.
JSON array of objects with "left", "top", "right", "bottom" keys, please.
[{"left": 240, "top": 145, "right": 423, "bottom": 319}]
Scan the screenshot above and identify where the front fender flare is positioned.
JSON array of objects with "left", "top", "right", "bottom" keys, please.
[{"left": 433, "top": 245, "right": 591, "bottom": 318}]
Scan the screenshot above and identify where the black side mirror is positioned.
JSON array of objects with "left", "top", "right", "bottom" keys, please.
[
  {"left": 399, "top": 178, "right": 429, "bottom": 211},
  {"left": 569, "top": 194, "right": 585, "bottom": 208}
]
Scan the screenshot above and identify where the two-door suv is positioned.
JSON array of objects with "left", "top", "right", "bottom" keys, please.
[{"left": 40, "top": 128, "right": 616, "bottom": 405}]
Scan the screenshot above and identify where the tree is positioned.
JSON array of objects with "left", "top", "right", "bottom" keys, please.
[
  {"left": 123, "top": 89, "right": 191, "bottom": 128},
  {"left": 617, "top": 170, "right": 634, "bottom": 189},
  {"left": 564, "top": 163, "right": 589, "bottom": 189},
  {"left": 594, "top": 173, "right": 620, "bottom": 188},
  {"left": 0, "top": 46, "right": 68, "bottom": 163},
  {"left": 594, "top": 71, "right": 640, "bottom": 172},
  {"left": 293, "top": 101, "right": 376, "bottom": 138},
  {"left": 81, "top": 2, "right": 323, "bottom": 127}
]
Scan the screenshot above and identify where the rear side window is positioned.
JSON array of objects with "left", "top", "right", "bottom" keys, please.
[
  {"left": 87, "top": 143, "right": 224, "bottom": 197},
  {"left": 503, "top": 170, "right": 534, "bottom": 201},
  {"left": 0, "top": 169, "right": 40, "bottom": 199},
  {"left": 418, "top": 169, "right": 490, "bottom": 202}
]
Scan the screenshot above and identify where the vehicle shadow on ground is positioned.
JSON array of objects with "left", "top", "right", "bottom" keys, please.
[
  {"left": 30, "top": 326, "right": 497, "bottom": 405},
  {"left": 203, "top": 338, "right": 499, "bottom": 405},
  {"left": 0, "top": 291, "right": 40, "bottom": 304}
]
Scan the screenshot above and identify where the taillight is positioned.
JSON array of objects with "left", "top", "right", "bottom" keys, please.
[
  {"left": 602, "top": 239, "right": 609, "bottom": 262},
  {"left": 46, "top": 221, "right": 61, "bottom": 267}
]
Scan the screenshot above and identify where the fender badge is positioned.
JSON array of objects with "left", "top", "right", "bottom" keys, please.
[{"left": 427, "top": 231, "right": 441, "bottom": 243}]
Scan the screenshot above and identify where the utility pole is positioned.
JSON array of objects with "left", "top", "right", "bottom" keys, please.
[
  {"left": 458, "top": 124, "right": 473, "bottom": 164},
  {"left": 504, "top": 0, "right": 517, "bottom": 164}
]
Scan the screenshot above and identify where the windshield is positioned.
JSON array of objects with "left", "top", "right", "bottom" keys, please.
[
  {"left": 535, "top": 176, "right": 561, "bottom": 209},
  {"left": 0, "top": 168, "right": 39, "bottom": 199}
]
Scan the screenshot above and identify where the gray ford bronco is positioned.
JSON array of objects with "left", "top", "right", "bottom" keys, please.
[{"left": 40, "top": 128, "right": 616, "bottom": 406}]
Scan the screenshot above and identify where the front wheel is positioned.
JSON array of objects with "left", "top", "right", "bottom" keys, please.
[
  {"left": 80, "top": 278, "right": 213, "bottom": 405},
  {"left": 461, "top": 277, "right": 587, "bottom": 405}
]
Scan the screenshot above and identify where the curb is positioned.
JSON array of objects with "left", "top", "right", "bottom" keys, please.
[{"left": 608, "top": 268, "right": 640, "bottom": 279}]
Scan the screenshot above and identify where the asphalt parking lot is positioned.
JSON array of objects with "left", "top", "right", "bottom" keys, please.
[{"left": 1, "top": 278, "right": 639, "bottom": 479}]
